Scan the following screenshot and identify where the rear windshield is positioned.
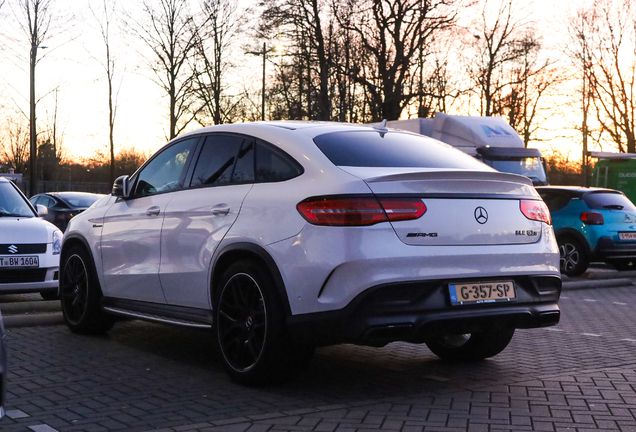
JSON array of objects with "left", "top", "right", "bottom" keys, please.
[
  {"left": 584, "top": 192, "right": 636, "bottom": 210},
  {"left": 313, "top": 130, "right": 491, "bottom": 170}
]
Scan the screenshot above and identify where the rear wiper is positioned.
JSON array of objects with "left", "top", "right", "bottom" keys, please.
[{"left": 603, "top": 204, "right": 624, "bottom": 210}]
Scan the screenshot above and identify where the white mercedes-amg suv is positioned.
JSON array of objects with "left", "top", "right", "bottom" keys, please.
[{"left": 60, "top": 121, "right": 561, "bottom": 384}]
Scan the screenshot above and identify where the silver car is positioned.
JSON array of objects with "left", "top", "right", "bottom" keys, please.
[{"left": 60, "top": 122, "right": 561, "bottom": 384}]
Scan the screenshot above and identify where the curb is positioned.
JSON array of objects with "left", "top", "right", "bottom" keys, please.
[
  {"left": 562, "top": 278, "right": 634, "bottom": 291},
  {"left": 586, "top": 270, "right": 636, "bottom": 280},
  {"left": 3, "top": 312, "right": 65, "bottom": 328},
  {"left": 0, "top": 300, "right": 61, "bottom": 315}
]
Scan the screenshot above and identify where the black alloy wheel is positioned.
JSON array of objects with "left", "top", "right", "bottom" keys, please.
[
  {"left": 61, "top": 253, "right": 90, "bottom": 325},
  {"left": 60, "top": 246, "right": 114, "bottom": 334},
  {"left": 558, "top": 238, "right": 589, "bottom": 277},
  {"left": 214, "top": 260, "right": 313, "bottom": 385},
  {"left": 217, "top": 272, "right": 267, "bottom": 372}
]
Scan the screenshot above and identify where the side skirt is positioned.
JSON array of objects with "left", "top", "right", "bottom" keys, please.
[{"left": 101, "top": 297, "right": 213, "bottom": 329}]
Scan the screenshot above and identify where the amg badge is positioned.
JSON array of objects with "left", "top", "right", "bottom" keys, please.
[{"left": 406, "top": 232, "right": 438, "bottom": 238}]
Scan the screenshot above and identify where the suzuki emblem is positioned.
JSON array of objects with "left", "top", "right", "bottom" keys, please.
[
  {"left": 474, "top": 207, "right": 488, "bottom": 224},
  {"left": 8, "top": 245, "right": 18, "bottom": 254}
]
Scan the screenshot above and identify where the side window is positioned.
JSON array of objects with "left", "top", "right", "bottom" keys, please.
[
  {"left": 191, "top": 135, "right": 245, "bottom": 187},
  {"left": 540, "top": 192, "right": 570, "bottom": 212},
  {"left": 232, "top": 139, "right": 255, "bottom": 184},
  {"left": 134, "top": 138, "right": 197, "bottom": 198},
  {"left": 255, "top": 143, "right": 302, "bottom": 182},
  {"left": 42, "top": 196, "right": 56, "bottom": 208}
]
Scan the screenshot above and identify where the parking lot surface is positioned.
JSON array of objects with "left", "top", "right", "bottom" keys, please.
[{"left": 1, "top": 285, "right": 636, "bottom": 432}]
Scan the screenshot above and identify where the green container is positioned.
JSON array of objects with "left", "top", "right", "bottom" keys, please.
[{"left": 591, "top": 158, "right": 636, "bottom": 203}]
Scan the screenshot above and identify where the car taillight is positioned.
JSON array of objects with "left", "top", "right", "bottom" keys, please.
[
  {"left": 297, "top": 196, "right": 426, "bottom": 226},
  {"left": 581, "top": 211, "right": 604, "bottom": 225},
  {"left": 378, "top": 198, "right": 426, "bottom": 221},
  {"left": 520, "top": 199, "right": 551, "bottom": 225}
]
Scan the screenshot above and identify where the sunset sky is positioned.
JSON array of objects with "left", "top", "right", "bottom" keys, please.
[{"left": 0, "top": 0, "right": 605, "bottom": 164}]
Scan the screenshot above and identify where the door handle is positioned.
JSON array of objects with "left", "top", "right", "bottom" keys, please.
[
  {"left": 211, "top": 204, "right": 230, "bottom": 216},
  {"left": 146, "top": 206, "right": 161, "bottom": 217}
]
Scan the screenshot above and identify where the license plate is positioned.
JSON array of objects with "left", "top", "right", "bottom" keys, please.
[
  {"left": 0, "top": 256, "right": 39, "bottom": 268},
  {"left": 619, "top": 232, "right": 636, "bottom": 240},
  {"left": 449, "top": 281, "right": 516, "bottom": 306}
]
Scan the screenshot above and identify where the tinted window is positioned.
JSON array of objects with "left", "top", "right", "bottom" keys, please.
[
  {"left": 313, "top": 130, "right": 489, "bottom": 169},
  {"left": 42, "top": 196, "right": 58, "bottom": 208},
  {"left": 485, "top": 158, "right": 547, "bottom": 183},
  {"left": 134, "top": 138, "right": 197, "bottom": 197},
  {"left": 58, "top": 193, "right": 100, "bottom": 208},
  {"left": 0, "top": 182, "right": 35, "bottom": 217},
  {"left": 584, "top": 192, "right": 636, "bottom": 210},
  {"left": 232, "top": 139, "right": 255, "bottom": 184},
  {"left": 256, "top": 143, "right": 301, "bottom": 182},
  {"left": 191, "top": 135, "right": 244, "bottom": 187},
  {"left": 539, "top": 192, "right": 571, "bottom": 212}
]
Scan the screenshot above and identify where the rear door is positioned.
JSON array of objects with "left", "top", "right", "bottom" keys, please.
[{"left": 159, "top": 134, "right": 254, "bottom": 308}]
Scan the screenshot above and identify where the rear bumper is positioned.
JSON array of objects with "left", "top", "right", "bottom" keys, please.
[
  {"left": 286, "top": 275, "right": 561, "bottom": 347},
  {"left": 595, "top": 237, "right": 636, "bottom": 261}
]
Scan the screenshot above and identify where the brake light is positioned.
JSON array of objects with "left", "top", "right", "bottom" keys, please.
[
  {"left": 581, "top": 211, "right": 604, "bottom": 225},
  {"left": 297, "top": 196, "right": 426, "bottom": 226},
  {"left": 520, "top": 199, "right": 551, "bottom": 225},
  {"left": 378, "top": 198, "right": 426, "bottom": 222}
]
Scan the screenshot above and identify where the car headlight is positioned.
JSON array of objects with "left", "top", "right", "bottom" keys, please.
[{"left": 52, "top": 229, "right": 63, "bottom": 255}]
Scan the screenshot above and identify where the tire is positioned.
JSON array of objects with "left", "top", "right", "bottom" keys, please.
[
  {"left": 426, "top": 327, "right": 515, "bottom": 362},
  {"left": 612, "top": 260, "right": 635, "bottom": 271},
  {"left": 214, "top": 260, "right": 313, "bottom": 385},
  {"left": 60, "top": 245, "right": 115, "bottom": 334},
  {"left": 40, "top": 291, "right": 59, "bottom": 301},
  {"left": 558, "top": 237, "right": 589, "bottom": 277}
]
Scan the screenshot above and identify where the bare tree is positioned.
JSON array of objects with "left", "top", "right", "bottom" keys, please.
[
  {"left": 469, "top": 0, "right": 536, "bottom": 117},
  {"left": 568, "top": 5, "right": 602, "bottom": 184},
  {"left": 40, "top": 88, "right": 65, "bottom": 162},
  {"left": 336, "top": 0, "right": 458, "bottom": 121},
  {"left": 90, "top": 0, "right": 122, "bottom": 184},
  {"left": 498, "top": 34, "right": 561, "bottom": 146},
  {"left": 0, "top": 116, "right": 30, "bottom": 172},
  {"left": 128, "top": 0, "right": 200, "bottom": 140},
  {"left": 261, "top": 0, "right": 331, "bottom": 120},
  {"left": 12, "top": 0, "right": 54, "bottom": 193},
  {"left": 192, "top": 0, "right": 244, "bottom": 125},
  {"left": 586, "top": 0, "right": 636, "bottom": 153}
]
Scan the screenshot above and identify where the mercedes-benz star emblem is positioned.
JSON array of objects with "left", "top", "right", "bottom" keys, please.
[
  {"left": 474, "top": 207, "right": 488, "bottom": 224},
  {"left": 8, "top": 245, "right": 18, "bottom": 254}
]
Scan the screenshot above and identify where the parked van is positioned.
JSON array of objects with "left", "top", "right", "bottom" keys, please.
[{"left": 387, "top": 113, "right": 548, "bottom": 185}]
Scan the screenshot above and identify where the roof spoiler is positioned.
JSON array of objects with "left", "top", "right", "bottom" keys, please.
[{"left": 366, "top": 170, "right": 533, "bottom": 186}]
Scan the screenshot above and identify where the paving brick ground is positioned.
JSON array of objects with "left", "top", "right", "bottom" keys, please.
[{"left": 1, "top": 286, "right": 636, "bottom": 431}]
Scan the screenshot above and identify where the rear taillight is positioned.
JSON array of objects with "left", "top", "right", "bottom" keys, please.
[
  {"left": 581, "top": 211, "right": 604, "bottom": 225},
  {"left": 520, "top": 199, "right": 551, "bottom": 225},
  {"left": 378, "top": 198, "right": 426, "bottom": 222},
  {"left": 297, "top": 196, "right": 426, "bottom": 226}
]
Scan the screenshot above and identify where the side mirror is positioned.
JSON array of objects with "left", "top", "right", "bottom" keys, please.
[
  {"left": 36, "top": 204, "right": 48, "bottom": 217},
  {"left": 112, "top": 175, "right": 130, "bottom": 198}
]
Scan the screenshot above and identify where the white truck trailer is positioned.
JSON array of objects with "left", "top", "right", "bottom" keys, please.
[{"left": 387, "top": 113, "right": 548, "bottom": 186}]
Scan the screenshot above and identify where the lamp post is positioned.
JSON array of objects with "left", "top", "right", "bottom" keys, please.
[
  {"left": 246, "top": 42, "right": 267, "bottom": 121},
  {"left": 29, "top": 43, "right": 47, "bottom": 197}
]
